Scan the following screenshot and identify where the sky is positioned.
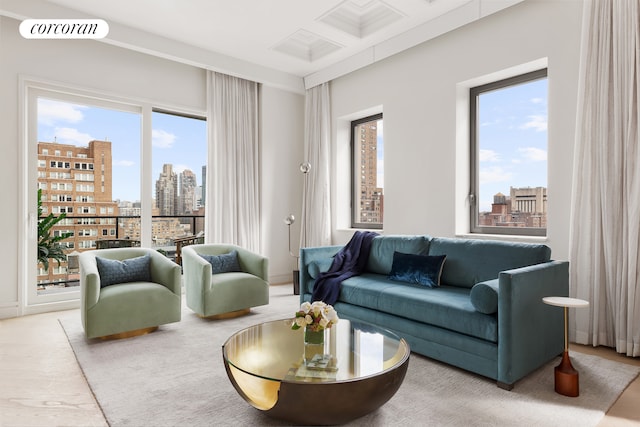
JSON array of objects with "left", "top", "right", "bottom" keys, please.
[
  {"left": 477, "top": 78, "right": 548, "bottom": 212},
  {"left": 37, "top": 98, "right": 207, "bottom": 202},
  {"left": 37, "top": 81, "right": 543, "bottom": 211}
]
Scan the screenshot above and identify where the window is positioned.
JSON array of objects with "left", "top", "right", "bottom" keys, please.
[
  {"left": 150, "top": 110, "right": 207, "bottom": 248},
  {"left": 470, "top": 69, "right": 548, "bottom": 236},
  {"left": 26, "top": 82, "right": 206, "bottom": 308},
  {"left": 351, "top": 114, "right": 383, "bottom": 229}
]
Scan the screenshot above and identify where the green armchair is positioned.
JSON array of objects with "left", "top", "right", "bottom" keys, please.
[
  {"left": 79, "top": 248, "right": 182, "bottom": 339},
  {"left": 182, "top": 244, "right": 269, "bottom": 318}
]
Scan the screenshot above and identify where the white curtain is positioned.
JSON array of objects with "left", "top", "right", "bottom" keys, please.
[
  {"left": 206, "top": 71, "right": 261, "bottom": 253},
  {"left": 300, "top": 82, "right": 332, "bottom": 248},
  {"left": 569, "top": 0, "right": 640, "bottom": 356}
]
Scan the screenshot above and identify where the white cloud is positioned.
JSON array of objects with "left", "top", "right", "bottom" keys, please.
[
  {"left": 479, "top": 149, "right": 500, "bottom": 162},
  {"left": 519, "top": 147, "right": 547, "bottom": 162},
  {"left": 479, "top": 166, "right": 513, "bottom": 185},
  {"left": 114, "top": 160, "right": 135, "bottom": 167},
  {"left": 152, "top": 129, "right": 176, "bottom": 148},
  {"left": 531, "top": 97, "right": 544, "bottom": 104},
  {"left": 38, "top": 99, "right": 85, "bottom": 126},
  {"left": 54, "top": 127, "right": 93, "bottom": 145},
  {"left": 520, "top": 115, "right": 547, "bottom": 132}
]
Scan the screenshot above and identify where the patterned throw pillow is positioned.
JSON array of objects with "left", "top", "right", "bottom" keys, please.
[
  {"left": 200, "top": 250, "right": 241, "bottom": 274},
  {"left": 95, "top": 254, "right": 152, "bottom": 288}
]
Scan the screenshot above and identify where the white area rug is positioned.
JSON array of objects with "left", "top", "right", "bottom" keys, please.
[{"left": 60, "top": 285, "right": 639, "bottom": 426}]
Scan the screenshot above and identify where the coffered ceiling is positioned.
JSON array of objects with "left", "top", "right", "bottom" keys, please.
[{"left": 1, "top": 0, "right": 524, "bottom": 92}]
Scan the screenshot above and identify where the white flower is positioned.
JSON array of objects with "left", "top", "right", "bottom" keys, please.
[
  {"left": 324, "top": 306, "right": 339, "bottom": 324},
  {"left": 300, "top": 301, "right": 311, "bottom": 312},
  {"left": 292, "top": 300, "right": 339, "bottom": 331}
]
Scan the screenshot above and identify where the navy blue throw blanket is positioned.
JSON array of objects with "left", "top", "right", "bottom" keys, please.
[{"left": 311, "top": 231, "right": 379, "bottom": 305}]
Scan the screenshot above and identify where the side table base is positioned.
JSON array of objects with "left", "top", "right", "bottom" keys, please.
[{"left": 554, "top": 351, "right": 579, "bottom": 397}]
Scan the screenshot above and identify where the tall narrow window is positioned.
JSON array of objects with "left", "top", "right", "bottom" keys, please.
[
  {"left": 151, "top": 110, "right": 207, "bottom": 249},
  {"left": 470, "top": 69, "right": 548, "bottom": 236},
  {"left": 36, "top": 97, "right": 141, "bottom": 298},
  {"left": 351, "top": 113, "right": 383, "bottom": 229}
]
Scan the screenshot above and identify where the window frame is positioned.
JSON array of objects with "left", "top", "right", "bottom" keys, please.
[
  {"left": 351, "top": 113, "right": 383, "bottom": 230},
  {"left": 20, "top": 78, "right": 207, "bottom": 313},
  {"left": 469, "top": 68, "right": 548, "bottom": 237}
]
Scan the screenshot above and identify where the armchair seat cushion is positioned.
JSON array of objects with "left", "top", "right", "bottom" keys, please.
[{"left": 88, "top": 282, "right": 180, "bottom": 338}]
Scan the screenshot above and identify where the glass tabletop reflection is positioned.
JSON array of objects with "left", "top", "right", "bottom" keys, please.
[{"left": 222, "top": 318, "right": 409, "bottom": 384}]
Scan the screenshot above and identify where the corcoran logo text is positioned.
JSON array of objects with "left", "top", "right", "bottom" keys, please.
[{"left": 19, "top": 19, "right": 109, "bottom": 39}]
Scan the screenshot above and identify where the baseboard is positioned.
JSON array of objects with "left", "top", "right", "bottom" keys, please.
[
  {"left": 0, "top": 304, "right": 19, "bottom": 319},
  {"left": 269, "top": 273, "right": 294, "bottom": 285},
  {"left": 21, "top": 299, "right": 80, "bottom": 316}
]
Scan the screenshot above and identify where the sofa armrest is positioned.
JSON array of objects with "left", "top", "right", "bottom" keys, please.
[
  {"left": 299, "top": 245, "right": 342, "bottom": 301},
  {"left": 235, "top": 247, "right": 269, "bottom": 281},
  {"left": 497, "top": 260, "right": 569, "bottom": 387},
  {"left": 79, "top": 252, "right": 100, "bottom": 309},
  {"left": 149, "top": 251, "right": 182, "bottom": 296}
]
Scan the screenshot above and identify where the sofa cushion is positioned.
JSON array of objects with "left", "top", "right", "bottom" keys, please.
[
  {"left": 388, "top": 252, "right": 446, "bottom": 288},
  {"left": 470, "top": 279, "right": 499, "bottom": 314},
  {"left": 338, "top": 274, "right": 498, "bottom": 342},
  {"left": 95, "top": 254, "right": 151, "bottom": 288},
  {"left": 428, "top": 238, "right": 551, "bottom": 288},
  {"left": 366, "top": 235, "right": 431, "bottom": 275},
  {"left": 200, "top": 251, "right": 241, "bottom": 274},
  {"left": 308, "top": 258, "right": 334, "bottom": 279}
]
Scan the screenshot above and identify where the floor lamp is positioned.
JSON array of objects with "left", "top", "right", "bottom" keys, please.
[
  {"left": 299, "top": 162, "right": 311, "bottom": 250},
  {"left": 284, "top": 214, "right": 299, "bottom": 295}
]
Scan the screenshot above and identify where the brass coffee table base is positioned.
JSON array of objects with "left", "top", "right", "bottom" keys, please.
[
  {"left": 224, "top": 350, "right": 409, "bottom": 425},
  {"left": 222, "top": 319, "right": 411, "bottom": 425}
]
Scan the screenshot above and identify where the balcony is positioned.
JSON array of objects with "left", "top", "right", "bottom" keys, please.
[{"left": 37, "top": 214, "right": 204, "bottom": 294}]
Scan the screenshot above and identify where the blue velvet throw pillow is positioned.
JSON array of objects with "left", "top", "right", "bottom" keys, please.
[
  {"left": 388, "top": 252, "right": 446, "bottom": 288},
  {"left": 200, "top": 250, "right": 241, "bottom": 274},
  {"left": 95, "top": 254, "right": 152, "bottom": 288}
]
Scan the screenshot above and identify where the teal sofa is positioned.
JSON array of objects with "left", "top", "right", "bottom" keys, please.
[{"left": 299, "top": 235, "right": 569, "bottom": 389}]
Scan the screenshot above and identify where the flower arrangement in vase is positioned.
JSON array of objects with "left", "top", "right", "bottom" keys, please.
[
  {"left": 292, "top": 301, "right": 339, "bottom": 364},
  {"left": 292, "top": 301, "right": 339, "bottom": 332}
]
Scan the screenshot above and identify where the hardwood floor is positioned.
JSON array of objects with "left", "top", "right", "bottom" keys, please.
[{"left": 1, "top": 308, "right": 638, "bottom": 426}]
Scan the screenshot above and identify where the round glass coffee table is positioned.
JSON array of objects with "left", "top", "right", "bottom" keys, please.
[{"left": 222, "top": 318, "right": 410, "bottom": 425}]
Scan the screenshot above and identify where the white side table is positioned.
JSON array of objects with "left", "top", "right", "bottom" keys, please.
[{"left": 542, "top": 296, "right": 589, "bottom": 397}]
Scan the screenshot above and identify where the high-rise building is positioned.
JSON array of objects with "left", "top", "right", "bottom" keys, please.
[
  {"left": 155, "top": 164, "right": 178, "bottom": 216},
  {"left": 179, "top": 169, "right": 197, "bottom": 214},
  {"left": 201, "top": 165, "right": 207, "bottom": 207},
  {"left": 37, "top": 140, "right": 119, "bottom": 283},
  {"left": 354, "top": 120, "right": 383, "bottom": 224}
]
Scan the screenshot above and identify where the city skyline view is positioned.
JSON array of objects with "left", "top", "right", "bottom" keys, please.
[
  {"left": 477, "top": 77, "right": 548, "bottom": 213},
  {"left": 37, "top": 98, "right": 207, "bottom": 202}
]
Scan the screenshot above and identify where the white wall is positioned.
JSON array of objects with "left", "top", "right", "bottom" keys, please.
[
  {"left": 260, "top": 85, "right": 305, "bottom": 284},
  {"left": 0, "top": 0, "right": 583, "bottom": 317},
  {"left": 329, "top": 0, "right": 582, "bottom": 261},
  {"left": 0, "top": 16, "right": 304, "bottom": 317}
]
